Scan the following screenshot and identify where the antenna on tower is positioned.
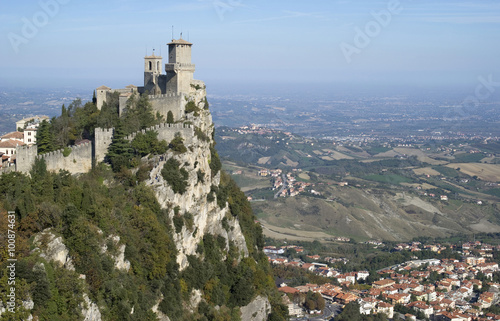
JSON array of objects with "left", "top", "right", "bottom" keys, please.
[{"left": 171, "top": 25, "right": 174, "bottom": 40}]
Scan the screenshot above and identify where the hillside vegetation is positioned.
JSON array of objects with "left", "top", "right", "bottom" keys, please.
[{"left": 0, "top": 95, "right": 288, "bottom": 321}]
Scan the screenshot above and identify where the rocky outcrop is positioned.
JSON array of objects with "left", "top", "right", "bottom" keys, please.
[
  {"left": 32, "top": 229, "right": 74, "bottom": 270},
  {"left": 240, "top": 296, "right": 271, "bottom": 321},
  {"left": 32, "top": 229, "right": 102, "bottom": 321},
  {"left": 81, "top": 294, "right": 102, "bottom": 321},
  {"left": 151, "top": 295, "right": 171, "bottom": 321},
  {"left": 147, "top": 84, "right": 249, "bottom": 270},
  {"left": 100, "top": 234, "right": 131, "bottom": 272}
]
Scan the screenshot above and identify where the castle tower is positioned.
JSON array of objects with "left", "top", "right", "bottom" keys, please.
[
  {"left": 165, "top": 38, "right": 195, "bottom": 94},
  {"left": 144, "top": 53, "right": 163, "bottom": 95}
]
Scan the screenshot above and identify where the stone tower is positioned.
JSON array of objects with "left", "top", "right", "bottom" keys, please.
[
  {"left": 165, "top": 38, "right": 195, "bottom": 94},
  {"left": 144, "top": 53, "right": 163, "bottom": 95}
]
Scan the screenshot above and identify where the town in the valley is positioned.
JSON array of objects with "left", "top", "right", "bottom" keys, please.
[{"left": 265, "top": 239, "right": 500, "bottom": 321}]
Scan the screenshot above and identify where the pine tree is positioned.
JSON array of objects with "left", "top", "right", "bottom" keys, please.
[
  {"left": 167, "top": 111, "right": 174, "bottom": 124},
  {"left": 105, "top": 121, "right": 133, "bottom": 172},
  {"left": 36, "top": 120, "right": 55, "bottom": 154},
  {"left": 61, "top": 104, "right": 68, "bottom": 118}
]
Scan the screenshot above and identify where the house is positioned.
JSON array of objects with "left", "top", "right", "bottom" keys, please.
[
  {"left": 386, "top": 293, "right": 410, "bottom": 305},
  {"left": 372, "top": 279, "right": 396, "bottom": 289},
  {"left": 356, "top": 271, "right": 370, "bottom": 281},
  {"left": 408, "top": 301, "right": 434, "bottom": 318},
  {"left": 301, "top": 263, "right": 315, "bottom": 272},
  {"left": 436, "top": 311, "right": 468, "bottom": 321},
  {"left": 377, "top": 302, "right": 394, "bottom": 319},
  {"left": 278, "top": 286, "right": 299, "bottom": 295},
  {"left": 335, "top": 292, "right": 358, "bottom": 305},
  {"left": 0, "top": 139, "right": 24, "bottom": 158},
  {"left": 23, "top": 127, "right": 37, "bottom": 145}
]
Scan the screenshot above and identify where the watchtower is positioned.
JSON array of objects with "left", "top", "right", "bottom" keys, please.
[
  {"left": 144, "top": 53, "right": 163, "bottom": 94},
  {"left": 165, "top": 38, "right": 195, "bottom": 94}
]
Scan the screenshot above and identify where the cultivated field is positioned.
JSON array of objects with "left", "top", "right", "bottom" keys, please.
[
  {"left": 393, "top": 147, "right": 447, "bottom": 165},
  {"left": 413, "top": 167, "right": 442, "bottom": 176},
  {"left": 447, "top": 163, "right": 500, "bottom": 182}
]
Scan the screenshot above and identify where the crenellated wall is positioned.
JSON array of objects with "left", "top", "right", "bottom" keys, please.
[
  {"left": 15, "top": 144, "right": 38, "bottom": 173},
  {"left": 148, "top": 93, "right": 185, "bottom": 122},
  {"left": 94, "top": 128, "right": 114, "bottom": 163},
  {"left": 7, "top": 122, "right": 195, "bottom": 176},
  {"left": 38, "top": 142, "right": 92, "bottom": 174},
  {"left": 125, "top": 122, "right": 194, "bottom": 145}
]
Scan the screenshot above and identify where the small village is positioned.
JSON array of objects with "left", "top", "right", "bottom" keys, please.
[
  {"left": 257, "top": 168, "right": 321, "bottom": 198},
  {"left": 265, "top": 240, "right": 500, "bottom": 320},
  {"left": 0, "top": 116, "right": 46, "bottom": 170}
]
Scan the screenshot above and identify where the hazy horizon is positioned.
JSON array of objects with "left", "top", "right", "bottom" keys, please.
[{"left": 1, "top": 0, "right": 499, "bottom": 98}]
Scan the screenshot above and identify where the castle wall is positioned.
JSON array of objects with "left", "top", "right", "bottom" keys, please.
[
  {"left": 94, "top": 128, "right": 114, "bottom": 163},
  {"left": 16, "top": 144, "right": 38, "bottom": 174},
  {"left": 96, "top": 89, "right": 109, "bottom": 110},
  {"left": 11, "top": 122, "right": 194, "bottom": 175},
  {"left": 39, "top": 142, "right": 92, "bottom": 174},
  {"left": 149, "top": 94, "right": 185, "bottom": 122},
  {"left": 125, "top": 123, "right": 194, "bottom": 145}
]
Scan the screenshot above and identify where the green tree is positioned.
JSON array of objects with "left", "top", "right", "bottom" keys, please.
[
  {"left": 167, "top": 111, "right": 174, "bottom": 124},
  {"left": 131, "top": 131, "right": 168, "bottom": 157},
  {"left": 161, "top": 158, "right": 189, "bottom": 194},
  {"left": 122, "top": 93, "right": 162, "bottom": 134},
  {"left": 36, "top": 120, "right": 55, "bottom": 154},
  {"left": 105, "top": 121, "right": 133, "bottom": 172},
  {"left": 96, "top": 92, "right": 120, "bottom": 129}
]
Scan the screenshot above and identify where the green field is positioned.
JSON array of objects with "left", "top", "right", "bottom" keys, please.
[
  {"left": 451, "top": 153, "right": 486, "bottom": 163},
  {"left": 432, "top": 165, "right": 461, "bottom": 178},
  {"left": 363, "top": 174, "right": 413, "bottom": 185}
]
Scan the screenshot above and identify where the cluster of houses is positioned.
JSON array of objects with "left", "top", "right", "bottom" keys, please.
[
  {"left": 258, "top": 168, "right": 318, "bottom": 197},
  {"left": 0, "top": 116, "right": 47, "bottom": 170},
  {"left": 267, "top": 239, "right": 500, "bottom": 320}
]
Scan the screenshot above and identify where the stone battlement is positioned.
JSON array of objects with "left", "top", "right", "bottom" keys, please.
[
  {"left": 38, "top": 141, "right": 92, "bottom": 174},
  {"left": 125, "top": 122, "right": 194, "bottom": 144},
  {"left": 148, "top": 93, "right": 183, "bottom": 100},
  {"left": 8, "top": 120, "right": 199, "bottom": 176},
  {"left": 95, "top": 128, "right": 114, "bottom": 134},
  {"left": 38, "top": 141, "right": 92, "bottom": 159}
]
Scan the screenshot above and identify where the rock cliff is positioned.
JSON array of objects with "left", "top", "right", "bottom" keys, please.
[
  {"left": 0, "top": 82, "right": 280, "bottom": 321},
  {"left": 146, "top": 83, "right": 249, "bottom": 270}
]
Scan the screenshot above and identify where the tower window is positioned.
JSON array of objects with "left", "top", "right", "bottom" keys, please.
[
  {"left": 157, "top": 61, "right": 160, "bottom": 72},
  {"left": 149, "top": 61, "right": 152, "bottom": 71}
]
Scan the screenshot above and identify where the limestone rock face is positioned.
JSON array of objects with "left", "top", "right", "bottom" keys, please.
[
  {"left": 147, "top": 84, "right": 249, "bottom": 270},
  {"left": 33, "top": 229, "right": 75, "bottom": 270},
  {"left": 151, "top": 295, "right": 171, "bottom": 321},
  {"left": 239, "top": 296, "right": 271, "bottom": 321},
  {"left": 33, "top": 229, "right": 102, "bottom": 321},
  {"left": 81, "top": 294, "right": 102, "bottom": 321},
  {"left": 100, "top": 234, "right": 131, "bottom": 272}
]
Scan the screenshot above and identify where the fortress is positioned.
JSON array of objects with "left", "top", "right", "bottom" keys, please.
[
  {"left": 96, "top": 37, "right": 199, "bottom": 120},
  {"left": 11, "top": 37, "right": 203, "bottom": 175}
]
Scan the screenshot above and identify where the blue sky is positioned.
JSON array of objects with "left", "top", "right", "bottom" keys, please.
[{"left": 1, "top": 0, "right": 499, "bottom": 94}]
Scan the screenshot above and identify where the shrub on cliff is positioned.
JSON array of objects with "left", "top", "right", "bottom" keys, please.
[{"left": 161, "top": 158, "right": 189, "bottom": 194}]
